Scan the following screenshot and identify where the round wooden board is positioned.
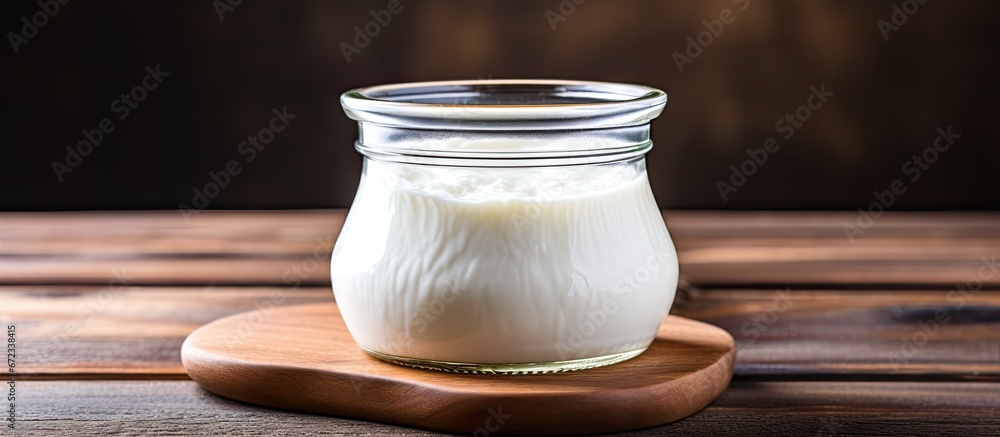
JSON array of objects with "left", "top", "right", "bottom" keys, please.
[{"left": 182, "top": 303, "right": 735, "bottom": 435}]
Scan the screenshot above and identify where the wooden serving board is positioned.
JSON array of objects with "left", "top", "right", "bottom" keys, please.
[{"left": 181, "top": 303, "right": 735, "bottom": 435}]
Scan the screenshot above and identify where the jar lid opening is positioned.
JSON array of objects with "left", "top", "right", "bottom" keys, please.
[{"left": 341, "top": 79, "right": 667, "bottom": 131}]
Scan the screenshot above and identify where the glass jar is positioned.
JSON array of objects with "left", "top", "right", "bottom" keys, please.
[{"left": 332, "top": 80, "right": 677, "bottom": 374}]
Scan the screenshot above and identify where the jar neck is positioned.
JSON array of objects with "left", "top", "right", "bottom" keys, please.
[{"left": 355, "top": 123, "right": 653, "bottom": 167}]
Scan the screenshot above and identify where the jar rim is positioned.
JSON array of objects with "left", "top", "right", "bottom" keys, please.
[{"left": 341, "top": 79, "right": 667, "bottom": 130}]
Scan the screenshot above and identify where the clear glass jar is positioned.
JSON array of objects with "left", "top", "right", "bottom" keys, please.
[{"left": 332, "top": 80, "right": 677, "bottom": 374}]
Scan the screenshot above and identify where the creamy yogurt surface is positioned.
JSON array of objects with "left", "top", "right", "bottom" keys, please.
[{"left": 331, "top": 157, "right": 678, "bottom": 364}]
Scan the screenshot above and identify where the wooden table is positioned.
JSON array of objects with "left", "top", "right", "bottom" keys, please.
[{"left": 2, "top": 210, "right": 998, "bottom": 435}]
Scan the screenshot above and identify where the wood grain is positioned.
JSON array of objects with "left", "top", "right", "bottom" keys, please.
[
  {"left": 2, "top": 210, "right": 999, "bottom": 287},
  {"left": 0, "top": 210, "right": 342, "bottom": 256},
  {"left": 1, "top": 286, "right": 332, "bottom": 376},
  {"left": 181, "top": 303, "right": 735, "bottom": 435},
  {"left": 4, "top": 287, "right": 998, "bottom": 379},
  {"left": 13, "top": 381, "right": 1000, "bottom": 436},
  {"left": 0, "top": 257, "right": 341, "bottom": 286},
  {"left": 666, "top": 211, "right": 1000, "bottom": 287},
  {"left": 0, "top": 210, "right": 340, "bottom": 285},
  {"left": 673, "top": 289, "right": 1000, "bottom": 379},
  {"left": 3, "top": 210, "right": 998, "bottom": 435}
]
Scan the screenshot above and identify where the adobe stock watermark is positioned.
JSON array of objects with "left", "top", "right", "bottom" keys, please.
[
  {"left": 886, "top": 254, "right": 998, "bottom": 372},
  {"left": 544, "top": 0, "right": 586, "bottom": 31},
  {"left": 814, "top": 418, "right": 844, "bottom": 437},
  {"left": 672, "top": 0, "right": 750, "bottom": 73},
  {"left": 340, "top": 0, "right": 413, "bottom": 64},
  {"left": 716, "top": 83, "right": 833, "bottom": 201},
  {"left": 738, "top": 287, "right": 795, "bottom": 351},
  {"left": 7, "top": 0, "right": 71, "bottom": 54},
  {"left": 213, "top": 0, "right": 244, "bottom": 21},
  {"left": 178, "top": 106, "right": 296, "bottom": 223},
  {"left": 452, "top": 73, "right": 498, "bottom": 115},
  {"left": 555, "top": 248, "right": 673, "bottom": 360},
  {"left": 471, "top": 73, "right": 498, "bottom": 93},
  {"left": 473, "top": 406, "right": 512, "bottom": 437},
  {"left": 877, "top": 0, "right": 928, "bottom": 41},
  {"left": 379, "top": 279, "right": 466, "bottom": 357},
  {"left": 6, "top": 324, "right": 15, "bottom": 430},
  {"left": 843, "top": 126, "right": 959, "bottom": 242},
  {"left": 50, "top": 64, "right": 170, "bottom": 182},
  {"left": 222, "top": 235, "right": 333, "bottom": 348},
  {"left": 511, "top": 189, "right": 559, "bottom": 234},
  {"left": 347, "top": 278, "right": 465, "bottom": 396},
  {"left": 44, "top": 269, "right": 134, "bottom": 355}
]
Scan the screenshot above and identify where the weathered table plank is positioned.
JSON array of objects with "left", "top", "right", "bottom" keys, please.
[
  {"left": 674, "top": 289, "right": 1000, "bottom": 379},
  {"left": 3, "top": 286, "right": 997, "bottom": 379},
  {"left": 667, "top": 211, "right": 1000, "bottom": 287},
  {"left": 2, "top": 210, "right": 997, "bottom": 434},
  {"left": 0, "top": 257, "right": 340, "bottom": 286},
  {"left": 11, "top": 381, "right": 999, "bottom": 436},
  {"left": 1, "top": 286, "right": 332, "bottom": 376},
  {"left": 2, "top": 210, "right": 998, "bottom": 287}
]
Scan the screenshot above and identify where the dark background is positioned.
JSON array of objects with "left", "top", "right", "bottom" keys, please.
[{"left": 2, "top": 0, "right": 998, "bottom": 211}]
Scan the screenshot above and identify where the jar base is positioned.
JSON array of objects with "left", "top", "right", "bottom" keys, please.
[{"left": 359, "top": 346, "right": 647, "bottom": 375}]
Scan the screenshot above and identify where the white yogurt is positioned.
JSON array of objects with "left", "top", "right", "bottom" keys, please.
[{"left": 331, "top": 158, "right": 678, "bottom": 364}]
